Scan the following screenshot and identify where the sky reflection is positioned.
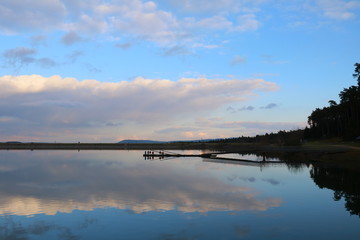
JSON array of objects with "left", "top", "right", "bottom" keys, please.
[
  {"left": 1, "top": 150, "right": 360, "bottom": 239},
  {"left": 0, "top": 150, "right": 281, "bottom": 216}
]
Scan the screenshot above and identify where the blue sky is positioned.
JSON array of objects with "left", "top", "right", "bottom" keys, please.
[{"left": 0, "top": 0, "right": 359, "bottom": 142}]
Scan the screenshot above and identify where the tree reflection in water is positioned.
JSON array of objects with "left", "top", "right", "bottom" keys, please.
[{"left": 310, "top": 164, "right": 360, "bottom": 217}]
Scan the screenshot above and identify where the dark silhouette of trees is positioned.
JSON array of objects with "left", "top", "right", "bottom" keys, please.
[
  {"left": 213, "top": 63, "right": 359, "bottom": 143},
  {"left": 310, "top": 164, "right": 360, "bottom": 217},
  {"left": 353, "top": 62, "right": 360, "bottom": 86},
  {"left": 211, "top": 129, "right": 304, "bottom": 146},
  {"left": 306, "top": 63, "right": 360, "bottom": 139}
]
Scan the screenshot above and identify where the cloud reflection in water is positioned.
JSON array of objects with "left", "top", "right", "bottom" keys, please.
[{"left": 0, "top": 151, "right": 281, "bottom": 216}]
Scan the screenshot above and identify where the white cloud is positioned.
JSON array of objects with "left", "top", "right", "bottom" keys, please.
[
  {"left": 231, "top": 55, "right": 247, "bottom": 65},
  {"left": 0, "top": 0, "right": 357, "bottom": 49},
  {"left": 0, "top": 0, "right": 66, "bottom": 34},
  {"left": 63, "top": 13, "right": 107, "bottom": 35},
  {"left": 260, "top": 103, "right": 278, "bottom": 109},
  {"left": 185, "top": 14, "right": 260, "bottom": 33},
  {"left": 0, "top": 74, "right": 278, "bottom": 141},
  {"left": 62, "top": 0, "right": 101, "bottom": 15},
  {"left": 66, "top": 50, "right": 83, "bottom": 63},
  {"left": 192, "top": 15, "right": 233, "bottom": 30},
  {"left": 0, "top": 0, "right": 264, "bottom": 46},
  {"left": 2, "top": 46, "right": 36, "bottom": 68},
  {"left": 234, "top": 14, "right": 261, "bottom": 31},
  {"left": 84, "top": 63, "right": 102, "bottom": 73},
  {"left": 163, "top": 0, "right": 245, "bottom": 13},
  {"left": 37, "top": 58, "right": 56, "bottom": 68},
  {"left": 2, "top": 47, "right": 57, "bottom": 70},
  {"left": 161, "top": 45, "right": 193, "bottom": 56},
  {"left": 30, "top": 35, "right": 48, "bottom": 46},
  {"left": 261, "top": 55, "right": 288, "bottom": 65},
  {"left": 115, "top": 42, "right": 133, "bottom": 49},
  {"left": 192, "top": 43, "right": 220, "bottom": 49},
  {"left": 3, "top": 46, "right": 36, "bottom": 59},
  {"left": 61, "top": 31, "right": 83, "bottom": 45},
  {"left": 239, "top": 106, "right": 255, "bottom": 111},
  {"left": 95, "top": 0, "right": 183, "bottom": 45},
  {"left": 316, "top": 0, "right": 360, "bottom": 20}
]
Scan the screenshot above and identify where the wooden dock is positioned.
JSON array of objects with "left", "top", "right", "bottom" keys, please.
[
  {"left": 143, "top": 150, "right": 283, "bottom": 166},
  {"left": 143, "top": 151, "right": 213, "bottom": 159}
]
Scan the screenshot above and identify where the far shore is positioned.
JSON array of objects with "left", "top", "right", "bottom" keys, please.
[
  {"left": 0, "top": 141, "right": 354, "bottom": 152},
  {"left": 1, "top": 141, "right": 360, "bottom": 169}
]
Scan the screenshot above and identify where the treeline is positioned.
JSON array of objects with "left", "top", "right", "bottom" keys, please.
[
  {"left": 211, "top": 63, "right": 360, "bottom": 145},
  {"left": 305, "top": 63, "right": 360, "bottom": 140},
  {"left": 211, "top": 129, "right": 304, "bottom": 146}
]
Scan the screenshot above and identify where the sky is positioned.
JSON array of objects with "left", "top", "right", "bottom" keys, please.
[{"left": 0, "top": 0, "right": 359, "bottom": 142}]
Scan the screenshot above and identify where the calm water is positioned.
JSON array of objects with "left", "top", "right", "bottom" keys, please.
[{"left": 0, "top": 150, "right": 359, "bottom": 240}]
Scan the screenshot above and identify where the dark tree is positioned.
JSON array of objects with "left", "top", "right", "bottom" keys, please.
[
  {"left": 306, "top": 63, "right": 360, "bottom": 139},
  {"left": 328, "top": 100, "right": 337, "bottom": 107},
  {"left": 353, "top": 62, "right": 360, "bottom": 86}
]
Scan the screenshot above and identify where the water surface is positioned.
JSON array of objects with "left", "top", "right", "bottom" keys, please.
[{"left": 0, "top": 150, "right": 359, "bottom": 239}]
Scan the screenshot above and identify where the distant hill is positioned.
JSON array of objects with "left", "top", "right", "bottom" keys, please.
[
  {"left": 118, "top": 139, "right": 220, "bottom": 144},
  {"left": 118, "top": 140, "right": 166, "bottom": 144}
]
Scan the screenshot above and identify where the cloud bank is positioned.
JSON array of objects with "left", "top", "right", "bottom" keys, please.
[
  {"left": 0, "top": 75, "right": 278, "bottom": 141},
  {"left": 0, "top": 0, "right": 262, "bottom": 46},
  {"left": 1, "top": 0, "right": 355, "bottom": 47}
]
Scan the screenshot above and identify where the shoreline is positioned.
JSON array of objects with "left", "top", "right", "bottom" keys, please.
[
  {"left": 0, "top": 141, "right": 356, "bottom": 153},
  {"left": 1, "top": 142, "right": 359, "bottom": 169},
  {"left": 0, "top": 141, "right": 357, "bottom": 151}
]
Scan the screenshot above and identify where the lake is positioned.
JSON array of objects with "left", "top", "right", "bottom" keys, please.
[{"left": 0, "top": 150, "right": 359, "bottom": 239}]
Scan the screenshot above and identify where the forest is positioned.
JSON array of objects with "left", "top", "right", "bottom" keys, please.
[
  {"left": 305, "top": 63, "right": 360, "bottom": 140},
  {"left": 213, "top": 63, "right": 360, "bottom": 145}
]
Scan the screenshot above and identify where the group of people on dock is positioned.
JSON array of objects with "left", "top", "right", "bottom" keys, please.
[
  {"left": 143, "top": 150, "right": 167, "bottom": 160},
  {"left": 144, "top": 151, "right": 165, "bottom": 155}
]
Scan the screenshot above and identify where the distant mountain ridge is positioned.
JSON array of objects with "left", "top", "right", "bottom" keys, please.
[
  {"left": 118, "top": 139, "right": 219, "bottom": 144},
  {"left": 118, "top": 140, "right": 165, "bottom": 144}
]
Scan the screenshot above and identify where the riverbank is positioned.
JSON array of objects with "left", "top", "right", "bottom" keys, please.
[
  {"left": 1, "top": 141, "right": 359, "bottom": 169},
  {"left": 0, "top": 141, "right": 358, "bottom": 154},
  {"left": 0, "top": 141, "right": 354, "bottom": 152}
]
